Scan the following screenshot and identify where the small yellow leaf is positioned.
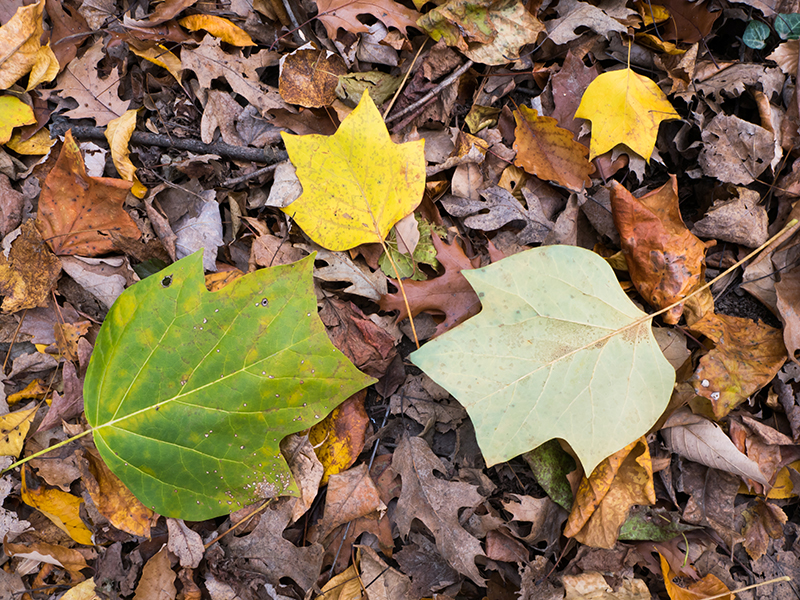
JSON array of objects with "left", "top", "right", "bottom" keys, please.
[
  {"left": 105, "top": 109, "right": 147, "bottom": 198},
  {"left": 0, "top": 406, "right": 37, "bottom": 457},
  {"left": 21, "top": 466, "right": 94, "bottom": 545},
  {"left": 575, "top": 68, "right": 680, "bottom": 161},
  {"left": 6, "top": 379, "right": 48, "bottom": 406},
  {"left": 27, "top": 43, "right": 59, "bottom": 90},
  {"left": 0, "top": 95, "right": 35, "bottom": 144},
  {"left": 128, "top": 42, "right": 183, "bottom": 82},
  {"left": 282, "top": 90, "right": 426, "bottom": 251},
  {"left": 60, "top": 579, "right": 100, "bottom": 600},
  {"left": 6, "top": 127, "right": 55, "bottom": 155},
  {"left": 179, "top": 15, "right": 255, "bottom": 46}
]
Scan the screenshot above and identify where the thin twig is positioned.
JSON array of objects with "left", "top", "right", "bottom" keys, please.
[
  {"left": 222, "top": 163, "right": 281, "bottom": 187},
  {"left": 384, "top": 60, "right": 474, "bottom": 124}
]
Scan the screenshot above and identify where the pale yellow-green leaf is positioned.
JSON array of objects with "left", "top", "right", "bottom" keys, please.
[
  {"left": 0, "top": 407, "right": 37, "bottom": 457},
  {"left": 281, "top": 90, "right": 426, "bottom": 251},
  {"left": 105, "top": 109, "right": 147, "bottom": 198},
  {"left": 179, "top": 15, "right": 255, "bottom": 46},
  {"left": 0, "top": 95, "right": 35, "bottom": 145},
  {"left": 574, "top": 68, "right": 680, "bottom": 161}
]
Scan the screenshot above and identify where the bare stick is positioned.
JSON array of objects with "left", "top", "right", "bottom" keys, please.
[{"left": 384, "top": 60, "right": 474, "bottom": 124}]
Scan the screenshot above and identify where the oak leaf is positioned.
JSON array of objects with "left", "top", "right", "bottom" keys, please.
[
  {"left": 690, "top": 312, "right": 787, "bottom": 419},
  {"left": 282, "top": 91, "right": 425, "bottom": 251},
  {"left": 513, "top": 105, "right": 593, "bottom": 192},
  {"left": 564, "top": 438, "right": 656, "bottom": 549},
  {"left": 610, "top": 177, "right": 712, "bottom": 324},
  {"left": 575, "top": 68, "right": 680, "bottom": 160},
  {"left": 315, "top": 0, "right": 421, "bottom": 38},
  {"left": 36, "top": 130, "right": 140, "bottom": 256}
]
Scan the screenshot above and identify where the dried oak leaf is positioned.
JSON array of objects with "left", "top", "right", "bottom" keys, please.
[
  {"left": 315, "top": 0, "right": 421, "bottom": 38},
  {"left": 513, "top": 105, "right": 594, "bottom": 192},
  {"left": 610, "top": 176, "right": 712, "bottom": 324},
  {"left": 36, "top": 130, "right": 140, "bottom": 257},
  {"left": 0, "top": 220, "right": 61, "bottom": 313},
  {"left": 564, "top": 438, "right": 655, "bottom": 549},
  {"left": 379, "top": 235, "right": 485, "bottom": 338},
  {"left": 690, "top": 312, "right": 787, "bottom": 419},
  {"left": 390, "top": 435, "right": 486, "bottom": 585}
]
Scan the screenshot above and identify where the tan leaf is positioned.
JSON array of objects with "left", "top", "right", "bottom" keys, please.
[{"left": 133, "top": 546, "right": 176, "bottom": 600}]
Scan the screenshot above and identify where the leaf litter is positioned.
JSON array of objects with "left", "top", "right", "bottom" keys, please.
[{"left": 2, "top": 0, "right": 800, "bottom": 599}]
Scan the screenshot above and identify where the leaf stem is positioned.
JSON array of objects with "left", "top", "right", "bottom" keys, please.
[
  {"left": 380, "top": 238, "right": 420, "bottom": 348},
  {"left": 2, "top": 427, "right": 94, "bottom": 474},
  {"left": 701, "top": 576, "right": 790, "bottom": 600}
]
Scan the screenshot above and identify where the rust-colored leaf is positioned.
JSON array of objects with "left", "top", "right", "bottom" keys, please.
[
  {"left": 0, "top": 220, "right": 61, "bottom": 313},
  {"left": 564, "top": 437, "right": 655, "bottom": 549},
  {"left": 513, "top": 105, "right": 593, "bottom": 192},
  {"left": 690, "top": 312, "right": 787, "bottom": 419},
  {"left": 610, "top": 176, "right": 712, "bottom": 324},
  {"left": 36, "top": 130, "right": 140, "bottom": 256}
]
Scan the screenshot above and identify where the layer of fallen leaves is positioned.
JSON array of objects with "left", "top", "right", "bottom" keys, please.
[{"left": 1, "top": 0, "right": 800, "bottom": 599}]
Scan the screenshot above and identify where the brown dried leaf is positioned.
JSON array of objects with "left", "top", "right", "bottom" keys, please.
[
  {"left": 610, "top": 176, "right": 712, "bottom": 324},
  {"left": 0, "top": 220, "right": 61, "bottom": 313},
  {"left": 166, "top": 518, "right": 204, "bottom": 569},
  {"left": 315, "top": 463, "right": 386, "bottom": 539},
  {"left": 315, "top": 0, "right": 420, "bottom": 37},
  {"left": 133, "top": 546, "right": 176, "bottom": 600},
  {"left": 279, "top": 48, "right": 347, "bottom": 108},
  {"left": 742, "top": 499, "right": 787, "bottom": 561}
]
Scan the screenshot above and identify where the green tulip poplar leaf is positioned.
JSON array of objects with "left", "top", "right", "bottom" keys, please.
[
  {"left": 410, "top": 245, "right": 675, "bottom": 475},
  {"left": 84, "top": 252, "right": 374, "bottom": 520}
]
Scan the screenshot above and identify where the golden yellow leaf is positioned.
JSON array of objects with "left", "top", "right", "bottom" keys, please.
[
  {"left": 309, "top": 391, "right": 369, "bottom": 484},
  {"left": 6, "top": 379, "right": 48, "bottom": 406},
  {"left": 179, "top": 14, "right": 255, "bottom": 46},
  {"left": 21, "top": 466, "right": 94, "bottom": 545},
  {"left": 60, "top": 579, "right": 100, "bottom": 600},
  {"left": 575, "top": 68, "right": 680, "bottom": 161},
  {"left": 282, "top": 90, "right": 426, "bottom": 251},
  {"left": 0, "top": 95, "right": 35, "bottom": 144},
  {"left": 0, "top": 0, "right": 46, "bottom": 90},
  {"left": 0, "top": 406, "right": 37, "bottom": 457},
  {"left": 316, "top": 564, "right": 361, "bottom": 600},
  {"left": 128, "top": 41, "right": 183, "bottom": 83},
  {"left": 6, "top": 127, "right": 55, "bottom": 155},
  {"left": 27, "top": 43, "right": 59, "bottom": 90},
  {"left": 105, "top": 109, "right": 147, "bottom": 199},
  {"left": 660, "top": 553, "right": 733, "bottom": 600}
]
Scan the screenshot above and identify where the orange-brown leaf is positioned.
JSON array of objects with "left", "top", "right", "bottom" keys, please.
[
  {"left": 659, "top": 553, "right": 733, "bottom": 600},
  {"left": 36, "top": 130, "right": 140, "bottom": 256},
  {"left": 314, "top": 0, "right": 420, "bottom": 37},
  {"left": 690, "top": 312, "right": 787, "bottom": 419},
  {"left": 279, "top": 48, "right": 347, "bottom": 108},
  {"left": 0, "top": 220, "right": 61, "bottom": 313},
  {"left": 564, "top": 437, "right": 655, "bottom": 549},
  {"left": 309, "top": 391, "right": 370, "bottom": 485},
  {"left": 610, "top": 176, "right": 712, "bottom": 324},
  {"left": 513, "top": 105, "right": 594, "bottom": 192}
]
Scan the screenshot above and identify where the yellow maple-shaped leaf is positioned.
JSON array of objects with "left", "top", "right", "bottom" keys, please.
[
  {"left": 105, "top": 109, "right": 147, "bottom": 198},
  {"left": 179, "top": 14, "right": 255, "bottom": 46},
  {"left": 282, "top": 90, "right": 426, "bottom": 251},
  {"left": 575, "top": 68, "right": 680, "bottom": 161},
  {"left": 0, "top": 406, "right": 37, "bottom": 457},
  {"left": 21, "top": 466, "right": 94, "bottom": 545},
  {"left": 0, "top": 95, "right": 35, "bottom": 144}
]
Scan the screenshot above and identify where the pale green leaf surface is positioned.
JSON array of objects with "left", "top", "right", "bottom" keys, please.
[
  {"left": 84, "top": 251, "right": 374, "bottom": 520},
  {"left": 410, "top": 245, "right": 675, "bottom": 475}
]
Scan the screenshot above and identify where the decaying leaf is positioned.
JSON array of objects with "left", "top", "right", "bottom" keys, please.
[
  {"left": 36, "top": 130, "right": 140, "bottom": 256},
  {"left": 279, "top": 48, "right": 347, "bottom": 108},
  {"left": 20, "top": 466, "right": 93, "bottom": 545},
  {"left": 690, "top": 312, "right": 787, "bottom": 419},
  {"left": 742, "top": 499, "right": 787, "bottom": 561},
  {"left": 0, "top": 407, "right": 37, "bottom": 458},
  {"left": 575, "top": 68, "right": 680, "bottom": 160},
  {"left": 513, "top": 105, "right": 593, "bottom": 192},
  {"left": 282, "top": 91, "right": 425, "bottom": 251},
  {"left": 0, "top": 220, "right": 62, "bottom": 313},
  {"left": 564, "top": 438, "right": 655, "bottom": 549},
  {"left": 314, "top": 0, "right": 421, "bottom": 37},
  {"left": 411, "top": 245, "right": 675, "bottom": 475},
  {"left": 691, "top": 187, "right": 768, "bottom": 248},
  {"left": 610, "top": 177, "right": 712, "bottom": 324},
  {"left": 699, "top": 113, "right": 776, "bottom": 185},
  {"left": 309, "top": 392, "right": 370, "bottom": 484}
]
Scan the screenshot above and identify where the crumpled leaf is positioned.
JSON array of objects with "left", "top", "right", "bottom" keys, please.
[
  {"left": 513, "top": 105, "right": 593, "bottom": 192},
  {"left": 3, "top": 538, "right": 89, "bottom": 582},
  {"left": 610, "top": 177, "right": 712, "bottom": 324},
  {"left": 689, "top": 312, "right": 787, "bottom": 419},
  {"left": 418, "top": 0, "right": 544, "bottom": 65},
  {"left": 564, "top": 438, "right": 655, "bottom": 549},
  {"left": 545, "top": 0, "right": 629, "bottom": 45},
  {"left": 37, "top": 360, "right": 83, "bottom": 432},
  {"left": 105, "top": 109, "right": 147, "bottom": 199},
  {"left": 440, "top": 186, "right": 555, "bottom": 245},
  {"left": 20, "top": 466, "right": 93, "bottom": 545},
  {"left": 314, "top": 0, "right": 421, "bottom": 38},
  {"left": 45, "top": 40, "right": 130, "bottom": 126},
  {"left": 315, "top": 463, "right": 386, "bottom": 539},
  {"left": 125, "top": 0, "right": 199, "bottom": 26},
  {"left": 84, "top": 252, "right": 374, "bottom": 520},
  {"left": 0, "top": 96, "right": 34, "bottom": 145},
  {"left": 297, "top": 244, "right": 388, "bottom": 301},
  {"left": 691, "top": 187, "right": 768, "bottom": 248},
  {"left": 309, "top": 392, "right": 370, "bottom": 484},
  {"left": 742, "top": 499, "right": 787, "bottom": 561},
  {"left": 36, "top": 130, "right": 140, "bottom": 256},
  {"left": 410, "top": 245, "right": 675, "bottom": 475},
  {"left": 0, "top": 0, "right": 57, "bottom": 90},
  {"left": 699, "top": 112, "right": 776, "bottom": 186},
  {"left": 128, "top": 40, "right": 183, "bottom": 83},
  {"left": 0, "top": 407, "right": 37, "bottom": 457},
  {"left": 0, "top": 220, "right": 62, "bottom": 313},
  {"left": 391, "top": 435, "right": 486, "bottom": 585},
  {"left": 380, "top": 235, "right": 484, "bottom": 337},
  {"left": 575, "top": 68, "right": 681, "bottom": 160},
  {"left": 282, "top": 91, "right": 425, "bottom": 251},
  {"left": 659, "top": 553, "right": 733, "bottom": 600},
  {"left": 166, "top": 518, "right": 204, "bottom": 568},
  {"left": 562, "top": 571, "right": 650, "bottom": 600},
  {"left": 172, "top": 194, "right": 224, "bottom": 272},
  {"left": 279, "top": 48, "right": 347, "bottom": 108},
  {"left": 178, "top": 15, "right": 255, "bottom": 46}
]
